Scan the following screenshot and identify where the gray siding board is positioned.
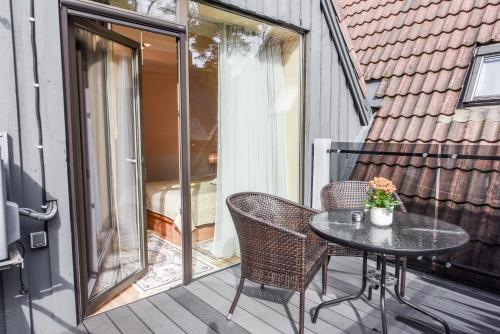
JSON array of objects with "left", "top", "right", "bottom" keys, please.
[
  {"left": 4, "top": 0, "right": 77, "bottom": 333},
  {"left": 0, "top": 0, "right": 25, "bottom": 333},
  {"left": 319, "top": 18, "right": 332, "bottom": 139},
  {"left": 290, "top": 0, "right": 301, "bottom": 27},
  {"left": 300, "top": 0, "right": 312, "bottom": 29},
  {"left": 278, "top": 0, "right": 290, "bottom": 22},
  {"left": 264, "top": 0, "right": 278, "bottom": 18}
]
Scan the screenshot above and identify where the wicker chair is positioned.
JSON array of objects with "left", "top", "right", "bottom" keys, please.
[
  {"left": 226, "top": 192, "right": 329, "bottom": 334},
  {"left": 321, "top": 181, "right": 408, "bottom": 297}
]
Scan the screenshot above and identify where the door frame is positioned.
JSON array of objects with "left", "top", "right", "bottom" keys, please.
[{"left": 60, "top": 0, "right": 191, "bottom": 320}]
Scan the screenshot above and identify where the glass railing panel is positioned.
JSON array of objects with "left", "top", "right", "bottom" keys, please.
[{"left": 328, "top": 142, "right": 500, "bottom": 292}]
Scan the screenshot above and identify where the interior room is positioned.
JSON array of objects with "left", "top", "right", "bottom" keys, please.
[{"left": 91, "top": 23, "right": 222, "bottom": 314}]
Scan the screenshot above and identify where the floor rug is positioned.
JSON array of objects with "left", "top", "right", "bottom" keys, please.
[{"left": 133, "top": 234, "right": 214, "bottom": 292}]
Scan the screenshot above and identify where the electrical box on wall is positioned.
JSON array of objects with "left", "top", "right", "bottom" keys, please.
[{"left": 30, "top": 231, "right": 47, "bottom": 249}]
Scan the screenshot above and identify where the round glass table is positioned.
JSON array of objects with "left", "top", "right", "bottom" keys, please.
[{"left": 309, "top": 209, "right": 469, "bottom": 334}]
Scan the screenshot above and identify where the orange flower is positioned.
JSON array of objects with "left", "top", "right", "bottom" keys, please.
[{"left": 368, "top": 177, "right": 397, "bottom": 194}]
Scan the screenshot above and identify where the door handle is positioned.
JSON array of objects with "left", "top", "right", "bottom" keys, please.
[{"left": 126, "top": 158, "right": 137, "bottom": 164}]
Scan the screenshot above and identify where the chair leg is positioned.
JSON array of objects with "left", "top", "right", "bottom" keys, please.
[
  {"left": 299, "top": 291, "right": 305, "bottom": 334},
  {"left": 322, "top": 257, "right": 328, "bottom": 296},
  {"left": 227, "top": 277, "right": 245, "bottom": 320},
  {"left": 400, "top": 257, "right": 407, "bottom": 297}
]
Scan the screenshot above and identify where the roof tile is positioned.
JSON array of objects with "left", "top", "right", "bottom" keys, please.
[{"left": 367, "top": 115, "right": 500, "bottom": 142}]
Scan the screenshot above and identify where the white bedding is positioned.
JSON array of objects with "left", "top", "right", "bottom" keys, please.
[{"left": 146, "top": 180, "right": 216, "bottom": 231}]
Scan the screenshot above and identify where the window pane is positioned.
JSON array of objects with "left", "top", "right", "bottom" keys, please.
[
  {"left": 188, "top": 2, "right": 302, "bottom": 276},
  {"left": 91, "top": 0, "right": 177, "bottom": 22},
  {"left": 474, "top": 55, "right": 500, "bottom": 98}
]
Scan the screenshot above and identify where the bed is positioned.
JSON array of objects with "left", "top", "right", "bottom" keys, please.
[{"left": 145, "top": 179, "right": 216, "bottom": 245}]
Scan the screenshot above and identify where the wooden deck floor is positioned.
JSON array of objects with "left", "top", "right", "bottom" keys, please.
[{"left": 69, "top": 257, "right": 500, "bottom": 334}]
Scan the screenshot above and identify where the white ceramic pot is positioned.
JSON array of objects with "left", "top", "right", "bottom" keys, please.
[{"left": 370, "top": 208, "right": 393, "bottom": 227}]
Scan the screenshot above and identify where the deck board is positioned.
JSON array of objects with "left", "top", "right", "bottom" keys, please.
[
  {"left": 127, "top": 298, "right": 185, "bottom": 334},
  {"left": 106, "top": 306, "right": 153, "bottom": 334},
  {"left": 73, "top": 257, "right": 500, "bottom": 334}
]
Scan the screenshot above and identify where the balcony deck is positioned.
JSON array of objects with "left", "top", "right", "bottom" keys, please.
[{"left": 71, "top": 257, "right": 500, "bottom": 334}]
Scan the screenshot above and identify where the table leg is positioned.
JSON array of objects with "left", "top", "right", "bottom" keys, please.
[
  {"left": 379, "top": 255, "right": 388, "bottom": 334},
  {"left": 312, "top": 252, "right": 368, "bottom": 323},
  {"left": 394, "top": 256, "right": 451, "bottom": 334}
]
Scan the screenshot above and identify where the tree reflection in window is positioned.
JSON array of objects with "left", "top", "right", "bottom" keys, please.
[{"left": 93, "top": 0, "right": 177, "bottom": 21}]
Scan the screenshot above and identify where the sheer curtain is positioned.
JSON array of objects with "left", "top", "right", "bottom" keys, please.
[{"left": 212, "top": 25, "right": 288, "bottom": 258}]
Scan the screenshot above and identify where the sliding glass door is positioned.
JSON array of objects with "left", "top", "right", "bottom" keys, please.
[
  {"left": 187, "top": 2, "right": 303, "bottom": 276},
  {"left": 69, "top": 18, "right": 146, "bottom": 314}
]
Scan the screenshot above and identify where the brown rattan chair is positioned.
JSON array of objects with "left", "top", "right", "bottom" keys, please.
[
  {"left": 320, "top": 181, "right": 408, "bottom": 297},
  {"left": 226, "top": 192, "right": 328, "bottom": 334}
]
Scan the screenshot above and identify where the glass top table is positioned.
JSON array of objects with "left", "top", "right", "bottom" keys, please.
[
  {"left": 309, "top": 209, "right": 469, "bottom": 256},
  {"left": 309, "top": 209, "right": 470, "bottom": 334}
]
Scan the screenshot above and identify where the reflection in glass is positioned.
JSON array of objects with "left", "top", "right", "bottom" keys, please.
[
  {"left": 75, "top": 27, "right": 142, "bottom": 299},
  {"left": 188, "top": 2, "right": 302, "bottom": 275},
  {"left": 92, "top": 0, "right": 177, "bottom": 22},
  {"left": 474, "top": 55, "right": 500, "bottom": 98}
]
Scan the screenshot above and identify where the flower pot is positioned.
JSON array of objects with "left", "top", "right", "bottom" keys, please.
[{"left": 370, "top": 208, "right": 393, "bottom": 227}]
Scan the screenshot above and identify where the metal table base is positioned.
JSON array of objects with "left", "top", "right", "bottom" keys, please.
[{"left": 312, "top": 252, "right": 451, "bottom": 334}]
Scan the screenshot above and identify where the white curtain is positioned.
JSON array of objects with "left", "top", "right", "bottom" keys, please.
[{"left": 212, "top": 25, "right": 288, "bottom": 258}]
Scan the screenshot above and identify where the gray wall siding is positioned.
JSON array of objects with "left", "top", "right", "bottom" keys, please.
[
  {"left": 0, "top": 0, "right": 364, "bottom": 333},
  {"left": 214, "top": 0, "right": 364, "bottom": 204},
  {"left": 1, "top": 0, "right": 77, "bottom": 333}
]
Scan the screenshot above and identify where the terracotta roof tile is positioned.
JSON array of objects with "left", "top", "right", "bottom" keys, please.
[
  {"left": 367, "top": 115, "right": 500, "bottom": 142},
  {"left": 377, "top": 91, "right": 461, "bottom": 118},
  {"left": 375, "top": 68, "right": 465, "bottom": 97},
  {"left": 348, "top": 1, "right": 500, "bottom": 39}
]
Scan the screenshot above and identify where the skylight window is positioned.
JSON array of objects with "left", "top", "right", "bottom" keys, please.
[{"left": 464, "top": 44, "right": 500, "bottom": 103}]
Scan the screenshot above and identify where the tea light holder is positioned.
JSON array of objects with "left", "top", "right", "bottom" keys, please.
[{"left": 351, "top": 211, "right": 363, "bottom": 222}]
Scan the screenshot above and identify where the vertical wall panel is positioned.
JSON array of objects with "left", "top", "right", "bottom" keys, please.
[
  {"left": 290, "top": 0, "right": 301, "bottom": 26},
  {"left": 6, "top": 0, "right": 77, "bottom": 333},
  {"left": 319, "top": 18, "right": 332, "bottom": 138},
  {"left": 0, "top": 0, "right": 27, "bottom": 333},
  {"left": 264, "top": 0, "right": 279, "bottom": 18},
  {"left": 278, "top": 0, "right": 290, "bottom": 22}
]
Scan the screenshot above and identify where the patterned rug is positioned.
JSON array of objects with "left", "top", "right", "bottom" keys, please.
[
  {"left": 193, "top": 239, "right": 222, "bottom": 261},
  {"left": 133, "top": 234, "right": 215, "bottom": 292}
]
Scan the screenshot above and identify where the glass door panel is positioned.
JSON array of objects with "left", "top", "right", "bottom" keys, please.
[
  {"left": 187, "top": 2, "right": 302, "bottom": 277},
  {"left": 71, "top": 19, "right": 146, "bottom": 312}
]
